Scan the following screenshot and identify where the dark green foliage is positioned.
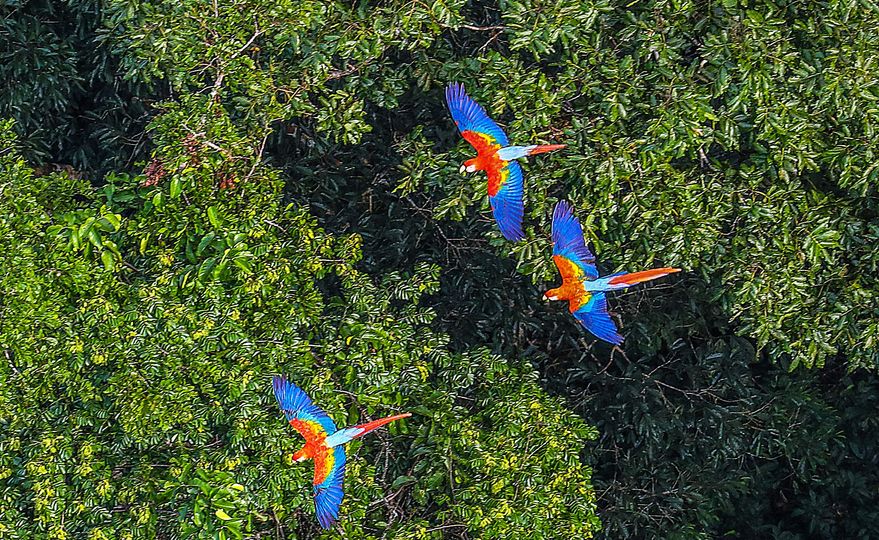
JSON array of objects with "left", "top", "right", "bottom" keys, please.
[
  {"left": 0, "top": 1, "right": 160, "bottom": 171},
  {"left": 3, "top": 0, "right": 879, "bottom": 537},
  {"left": 392, "top": 0, "right": 879, "bottom": 370},
  {"left": 557, "top": 328, "right": 879, "bottom": 539}
]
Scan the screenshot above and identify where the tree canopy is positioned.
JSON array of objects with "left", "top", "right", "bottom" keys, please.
[{"left": 2, "top": 0, "right": 878, "bottom": 537}]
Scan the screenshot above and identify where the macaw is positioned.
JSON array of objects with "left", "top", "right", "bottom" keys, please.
[
  {"left": 272, "top": 376, "right": 411, "bottom": 529},
  {"left": 445, "top": 82, "right": 566, "bottom": 241},
  {"left": 544, "top": 201, "right": 680, "bottom": 345}
]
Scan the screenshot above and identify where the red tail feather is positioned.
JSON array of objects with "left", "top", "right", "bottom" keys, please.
[
  {"left": 352, "top": 413, "right": 411, "bottom": 439},
  {"left": 527, "top": 144, "right": 566, "bottom": 156},
  {"left": 608, "top": 267, "right": 681, "bottom": 286}
]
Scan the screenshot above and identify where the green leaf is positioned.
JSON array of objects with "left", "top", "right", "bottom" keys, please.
[
  {"left": 207, "top": 206, "right": 221, "bottom": 228},
  {"left": 101, "top": 250, "right": 115, "bottom": 271},
  {"left": 197, "top": 232, "right": 216, "bottom": 256},
  {"left": 232, "top": 257, "right": 252, "bottom": 274},
  {"left": 170, "top": 177, "right": 182, "bottom": 199},
  {"left": 88, "top": 228, "right": 103, "bottom": 249}
]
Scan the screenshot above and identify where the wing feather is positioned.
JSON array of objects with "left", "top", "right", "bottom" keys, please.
[
  {"left": 272, "top": 376, "right": 337, "bottom": 440},
  {"left": 572, "top": 292, "right": 623, "bottom": 345},
  {"left": 488, "top": 161, "right": 525, "bottom": 241},
  {"left": 446, "top": 83, "right": 509, "bottom": 148},
  {"left": 551, "top": 201, "right": 598, "bottom": 280},
  {"left": 313, "top": 446, "right": 346, "bottom": 529},
  {"left": 553, "top": 255, "right": 585, "bottom": 284}
]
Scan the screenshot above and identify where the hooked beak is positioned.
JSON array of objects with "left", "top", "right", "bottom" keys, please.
[{"left": 459, "top": 165, "right": 467, "bottom": 174}]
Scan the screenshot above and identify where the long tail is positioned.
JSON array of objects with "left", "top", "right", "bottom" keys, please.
[
  {"left": 351, "top": 413, "right": 412, "bottom": 438},
  {"left": 324, "top": 412, "right": 412, "bottom": 447},
  {"left": 608, "top": 267, "right": 680, "bottom": 287},
  {"left": 526, "top": 144, "right": 566, "bottom": 156}
]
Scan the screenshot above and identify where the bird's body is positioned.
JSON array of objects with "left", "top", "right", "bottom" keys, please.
[
  {"left": 445, "top": 82, "right": 565, "bottom": 241},
  {"left": 272, "top": 376, "right": 411, "bottom": 529},
  {"left": 545, "top": 201, "right": 680, "bottom": 345}
]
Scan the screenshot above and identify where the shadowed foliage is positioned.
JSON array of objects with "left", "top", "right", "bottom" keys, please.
[{"left": 1, "top": 0, "right": 878, "bottom": 538}]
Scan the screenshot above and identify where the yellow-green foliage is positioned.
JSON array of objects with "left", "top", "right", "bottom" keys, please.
[{"left": 0, "top": 119, "right": 598, "bottom": 538}]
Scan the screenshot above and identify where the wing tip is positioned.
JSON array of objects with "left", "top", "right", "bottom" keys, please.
[
  {"left": 552, "top": 199, "right": 586, "bottom": 248},
  {"left": 604, "top": 331, "right": 624, "bottom": 346},
  {"left": 501, "top": 228, "right": 526, "bottom": 241},
  {"left": 587, "top": 322, "right": 624, "bottom": 347},
  {"left": 494, "top": 211, "right": 525, "bottom": 241},
  {"left": 316, "top": 507, "right": 339, "bottom": 529},
  {"left": 314, "top": 480, "right": 345, "bottom": 529},
  {"left": 445, "top": 81, "right": 466, "bottom": 103},
  {"left": 272, "top": 375, "right": 287, "bottom": 398},
  {"left": 574, "top": 293, "right": 624, "bottom": 345},
  {"left": 554, "top": 200, "right": 574, "bottom": 222},
  {"left": 491, "top": 186, "right": 525, "bottom": 242}
]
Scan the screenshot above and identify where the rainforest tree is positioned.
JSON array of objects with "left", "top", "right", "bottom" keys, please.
[
  {"left": 2, "top": 0, "right": 878, "bottom": 537},
  {"left": 0, "top": 118, "right": 599, "bottom": 538}
]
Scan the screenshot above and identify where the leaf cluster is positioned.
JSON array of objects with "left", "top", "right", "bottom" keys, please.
[{"left": 0, "top": 119, "right": 599, "bottom": 538}]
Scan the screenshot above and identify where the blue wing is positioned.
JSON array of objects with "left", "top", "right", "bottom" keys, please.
[
  {"left": 445, "top": 83, "right": 510, "bottom": 147},
  {"left": 552, "top": 201, "right": 598, "bottom": 280},
  {"left": 489, "top": 160, "right": 525, "bottom": 241},
  {"left": 314, "top": 446, "right": 346, "bottom": 529},
  {"left": 573, "top": 292, "right": 623, "bottom": 346},
  {"left": 272, "top": 376, "right": 337, "bottom": 435}
]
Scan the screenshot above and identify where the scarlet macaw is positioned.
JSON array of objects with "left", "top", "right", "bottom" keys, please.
[
  {"left": 272, "top": 376, "right": 411, "bottom": 529},
  {"left": 545, "top": 201, "right": 680, "bottom": 345},
  {"left": 445, "top": 83, "right": 565, "bottom": 241}
]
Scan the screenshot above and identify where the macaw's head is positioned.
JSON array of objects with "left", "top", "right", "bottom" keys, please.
[
  {"left": 291, "top": 447, "right": 309, "bottom": 463},
  {"left": 543, "top": 288, "right": 561, "bottom": 301},
  {"left": 459, "top": 158, "right": 478, "bottom": 174}
]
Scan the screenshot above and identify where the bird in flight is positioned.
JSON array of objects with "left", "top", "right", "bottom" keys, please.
[
  {"left": 445, "top": 82, "right": 565, "bottom": 241},
  {"left": 545, "top": 201, "right": 680, "bottom": 345},
  {"left": 272, "top": 376, "right": 411, "bottom": 529}
]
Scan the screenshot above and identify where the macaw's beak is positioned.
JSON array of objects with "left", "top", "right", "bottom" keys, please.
[
  {"left": 459, "top": 165, "right": 467, "bottom": 174},
  {"left": 291, "top": 449, "right": 307, "bottom": 463}
]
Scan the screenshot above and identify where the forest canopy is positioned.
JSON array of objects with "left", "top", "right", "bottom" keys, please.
[{"left": 2, "top": 0, "right": 878, "bottom": 538}]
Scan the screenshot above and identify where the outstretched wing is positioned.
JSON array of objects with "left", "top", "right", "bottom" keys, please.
[
  {"left": 272, "top": 376, "right": 337, "bottom": 442},
  {"left": 313, "top": 446, "right": 346, "bottom": 529},
  {"left": 551, "top": 201, "right": 598, "bottom": 281},
  {"left": 572, "top": 292, "right": 623, "bottom": 346},
  {"left": 488, "top": 160, "right": 525, "bottom": 241},
  {"left": 445, "top": 83, "right": 510, "bottom": 152}
]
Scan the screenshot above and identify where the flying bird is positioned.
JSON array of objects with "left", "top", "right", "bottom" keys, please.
[
  {"left": 272, "top": 375, "right": 411, "bottom": 529},
  {"left": 544, "top": 201, "right": 680, "bottom": 345},
  {"left": 445, "top": 82, "right": 565, "bottom": 241}
]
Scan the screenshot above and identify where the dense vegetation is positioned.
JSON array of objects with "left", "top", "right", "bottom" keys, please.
[{"left": 2, "top": 0, "right": 878, "bottom": 538}]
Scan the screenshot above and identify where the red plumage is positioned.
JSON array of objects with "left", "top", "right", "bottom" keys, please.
[
  {"left": 527, "top": 144, "right": 566, "bottom": 155},
  {"left": 352, "top": 413, "right": 412, "bottom": 438},
  {"left": 608, "top": 267, "right": 681, "bottom": 286}
]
